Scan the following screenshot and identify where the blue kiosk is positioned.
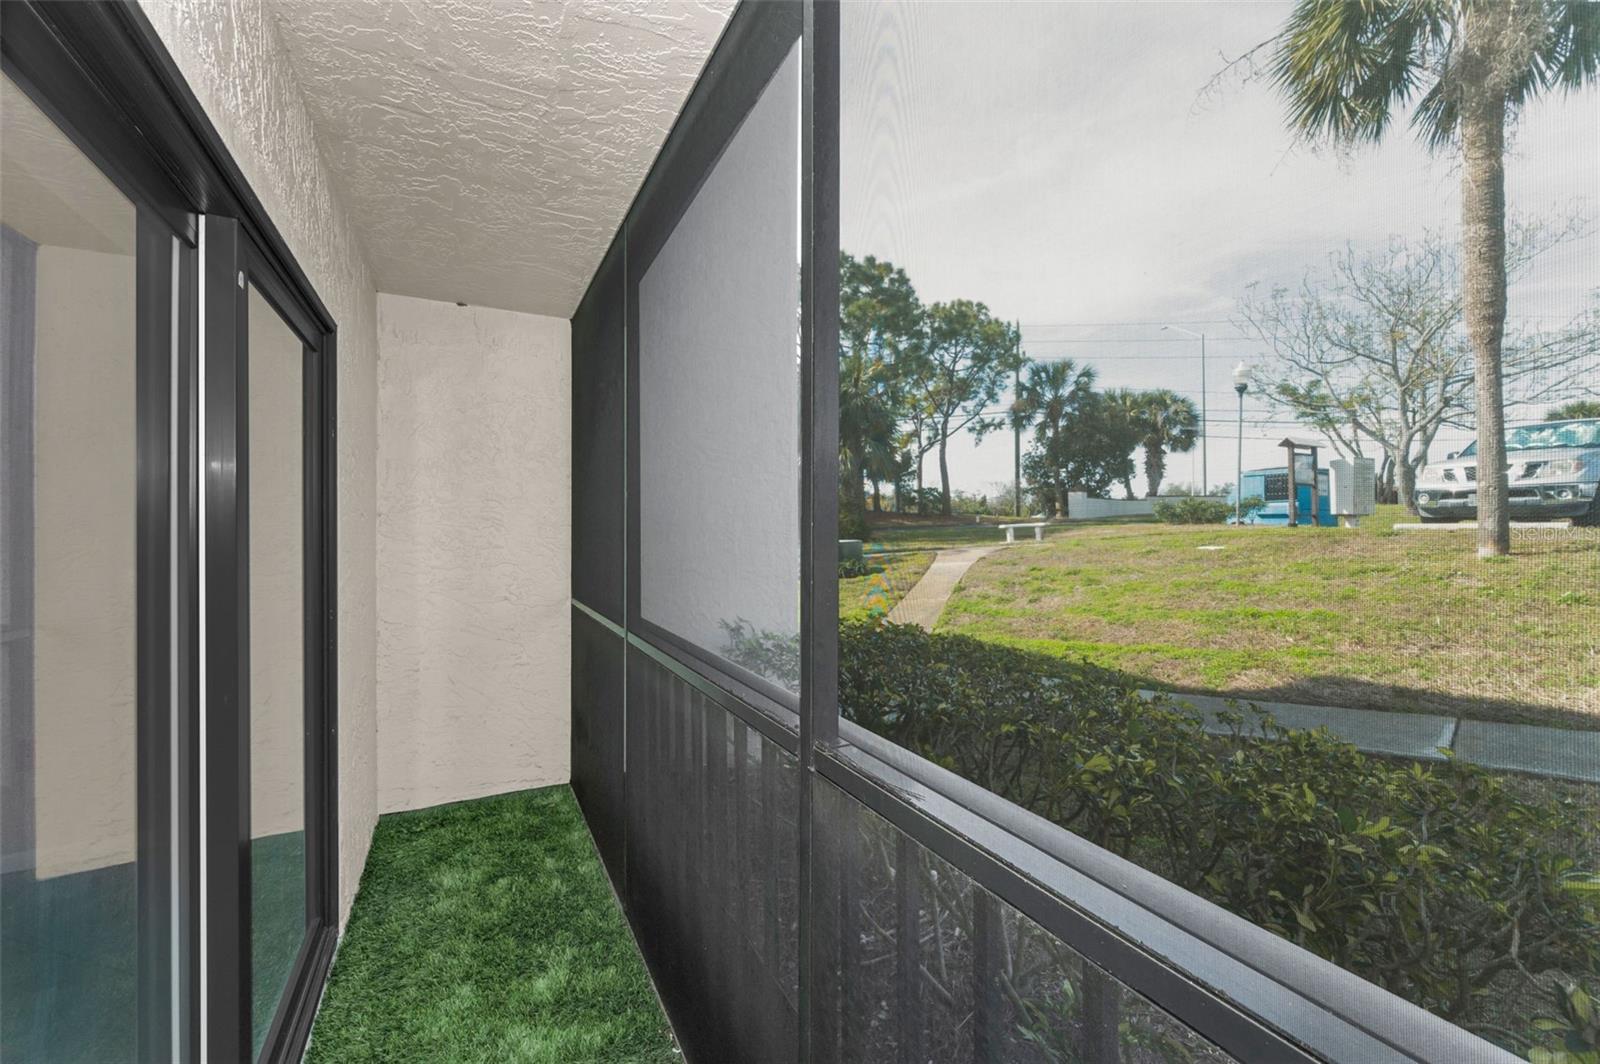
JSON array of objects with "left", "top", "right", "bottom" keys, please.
[{"left": 1231, "top": 437, "right": 1336, "bottom": 526}]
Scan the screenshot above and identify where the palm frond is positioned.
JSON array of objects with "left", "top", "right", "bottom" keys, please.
[
  {"left": 1271, "top": 0, "right": 1460, "bottom": 146},
  {"left": 1508, "top": 1, "right": 1600, "bottom": 109},
  {"left": 1409, "top": 77, "right": 1459, "bottom": 149}
]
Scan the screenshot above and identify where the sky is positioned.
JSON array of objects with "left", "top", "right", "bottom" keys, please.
[{"left": 839, "top": 1, "right": 1600, "bottom": 498}]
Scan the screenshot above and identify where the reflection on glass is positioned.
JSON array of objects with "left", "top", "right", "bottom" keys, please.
[
  {"left": 247, "top": 284, "right": 306, "bottom": 1056},
  {"left": 839, "top": 3, "right": 1599, "bottom": 1056},
  {"left": 638, "top": 42, "right": 803, "bottom": 692},
  {"left": 0, "top": 73, "right": 143, "bottom": 1061}
]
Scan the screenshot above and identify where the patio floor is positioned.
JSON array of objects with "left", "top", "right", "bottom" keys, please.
[{"left": 305, "top": 786, "right": 676, "bottom": 1064}]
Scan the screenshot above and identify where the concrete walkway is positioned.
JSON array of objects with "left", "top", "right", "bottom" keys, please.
[
  {"left": 1145, "top": 690, "right": 1599, "bottom": 784},
  {"left": 887, "top": 545, "right": 1002, "bottom": 629}
]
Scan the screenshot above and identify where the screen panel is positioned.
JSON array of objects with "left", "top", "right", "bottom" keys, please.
[
  {"left": 835, "top": 3, "right": 1599, "bottom": 1058},
  {"left": 811, "top": 776, "right": 1240, "bottom": 1064},
  {"left": 625, "top": 647, "right": 800, "bottom": 1064},
  {"left": 636, "top": 41, "right": 803, "bottom": 695}
]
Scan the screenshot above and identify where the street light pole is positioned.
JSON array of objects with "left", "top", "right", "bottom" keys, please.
[
  {"left": 1233, "top": 362, "right": 1251, "bottom": 526},
  {"left": 1013, "top": 322, "right": 1023, "bottom": 517},
  {"left": 1163, "top": 324, "right": 1207, "bottom": 493}
]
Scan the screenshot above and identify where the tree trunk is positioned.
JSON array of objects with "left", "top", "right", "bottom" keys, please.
[
  {"left": 871, "top": 479, "right": 881, "bottom": 512},
  {"left": 915, "top": 428, "right": 925, "bottom": 513},
  {"left": 938, "top": 433, "right": 952, "bottom": 516},
  {"left": 1460, "top": 23, "right": 1511, "bottom": 557},
  {"left": 841, "top": 444, "right": 868, "bottom": 533},
  {"left": 1144, "top": 442, "right": 1166, "bottom": 497},
  {"left": 1394, "top": 445, "right": 1419, "bottom": 515}
]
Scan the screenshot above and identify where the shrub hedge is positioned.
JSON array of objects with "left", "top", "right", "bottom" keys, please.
[
  {"left": 1152, "top": 495, "right": 1263, "bottom": 524},
  {"left": 837, "top": 620, "right": 1600, "bottom": 1056}
]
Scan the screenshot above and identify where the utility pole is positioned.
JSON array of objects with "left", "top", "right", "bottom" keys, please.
[
  {"left": 1162, "top": 325, "right": 1208, "bottom": 492},
  {"left": 1200, "top": 332, "right": 1208, "bottom": 493},
  {"left": 1233, "top": 362, "right": 1251, "bottom": 525},
  {"left": 1013, "top": 321, "right": 1023, "bottom": 517}
]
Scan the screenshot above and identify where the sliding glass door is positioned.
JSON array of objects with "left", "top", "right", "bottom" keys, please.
[
  {"left": 245, "top": 281, "right": 310, "bottom": 1059},
  {"left": 4, "top": 7, "right": 340, "bottom": 1060},
  {"left": 0, "top": 68, "right": 192, "bottom": 1063},
  {"left": 200, "top": 220, "right": 338, "bottom": 1064}
]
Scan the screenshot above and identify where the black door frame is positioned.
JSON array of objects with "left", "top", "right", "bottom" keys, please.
[{"left": 2, "top": 5, "right": 341, "bottom": 1062}]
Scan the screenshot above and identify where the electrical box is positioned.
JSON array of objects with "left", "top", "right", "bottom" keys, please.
[{"left": 1328, "top": 457, "right": 1376, "bottom": 517}]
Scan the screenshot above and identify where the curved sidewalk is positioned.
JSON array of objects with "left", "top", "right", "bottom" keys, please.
[
  {"left": 886, "top": 545, "right": 1002, "bottom": 629},
  {"left": 1147, "top": 690, "right": 1598, "bottom": 784}
]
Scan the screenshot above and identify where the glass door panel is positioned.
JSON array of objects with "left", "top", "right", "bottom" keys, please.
[
  {"left": 0, "top": 71, "right": 148, "bottom": 1062},
  {"left": 245, "top": 284, "right": 306, "bottom": 1058}
]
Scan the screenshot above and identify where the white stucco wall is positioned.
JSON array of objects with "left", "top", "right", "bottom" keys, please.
[
  {"left": 141, "top": 0, "right": 380, "bottom": 925},
  {"left": 376, "top": 293, "right": 571, "bottom": 814}
]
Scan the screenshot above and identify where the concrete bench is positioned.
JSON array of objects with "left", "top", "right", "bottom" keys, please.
[{"left": 998, "top": 522, "right": 1046, "bottom": 543}]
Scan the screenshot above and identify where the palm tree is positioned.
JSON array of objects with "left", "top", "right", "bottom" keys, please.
[
  {"left": 1019, "top": 360, "right": 1097, "bottom": 515},
  {"left": 1546, "top": 399, "right": 1600, "bottom": 421},
  {"left": 1271, "top": 1, "right": 1600, "bottom": 557},
  {"left": 1122, "top": 389, "right": 1199, "bottom": 498}
]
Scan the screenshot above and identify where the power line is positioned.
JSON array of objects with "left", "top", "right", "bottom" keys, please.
[
  {"left": 1019, "top": 336, "right": 1254, "bottom": 345},
  {"left": 1020, "top": 319, "right": 1236, "bottom": 329}
]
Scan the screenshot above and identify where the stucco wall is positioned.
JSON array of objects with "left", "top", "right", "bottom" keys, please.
[
  {"left": 376, "top": 293, "right": 571, "bottom": 814},
  {"left": 140, "top": 0, "right": 379, "bottom": 925}
]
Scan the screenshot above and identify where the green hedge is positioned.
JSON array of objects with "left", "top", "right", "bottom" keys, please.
[
  {"left": 838, "top": 620, "right": 1600, "bottom": 1054},
  {"left": 1152, "top": 495, "right": 1263, "bottom": 524}
]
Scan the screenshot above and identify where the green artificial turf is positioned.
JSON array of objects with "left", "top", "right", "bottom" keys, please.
[{"left": 305, "top": 786, "right": 677, "bottom": 1064}]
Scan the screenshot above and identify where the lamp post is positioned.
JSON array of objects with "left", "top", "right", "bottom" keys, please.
[
  {"left": 1162, "top": 324, "right": 1206, "bottom": 493},
  {"left": 1233, "top": 362, "right": 1251, "bottom": 526}
]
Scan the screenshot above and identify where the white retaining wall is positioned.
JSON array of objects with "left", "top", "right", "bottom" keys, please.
[{"left": 1065, "top": 492, "right": 1227, "bottom": 520}]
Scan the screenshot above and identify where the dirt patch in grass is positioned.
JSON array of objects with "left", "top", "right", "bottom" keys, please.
[{"left": 939, "top": 507, "right": 1600, "bottom": 728}]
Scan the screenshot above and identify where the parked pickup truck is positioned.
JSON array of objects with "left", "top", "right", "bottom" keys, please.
[{"left": 1414, "top": 418, "right": 1600, "bottom": 525}]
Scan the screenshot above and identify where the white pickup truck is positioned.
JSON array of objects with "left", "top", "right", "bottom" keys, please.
[{"left": 1414, "top": 418, "right": 1600, "bottom": 526}]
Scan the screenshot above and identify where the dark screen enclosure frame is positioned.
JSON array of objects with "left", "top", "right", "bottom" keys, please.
[{"left": 576, "top": 1, "right": 1526, "bottom": 1062}]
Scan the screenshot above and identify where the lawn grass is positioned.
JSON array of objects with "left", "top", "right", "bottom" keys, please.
[
  {"left": 931, "top": 505, "right": 1600, "bottom": 728},
  {"left": 839, "top": 549, "right": 934, "bottom": 622},
  {"left": 305, "top": 787, "right": 676, "bottom": 1064}
]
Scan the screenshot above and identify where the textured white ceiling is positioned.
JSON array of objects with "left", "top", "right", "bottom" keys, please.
[{"left": 269, "top": 0, "right": 734, "bottom": 317}]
